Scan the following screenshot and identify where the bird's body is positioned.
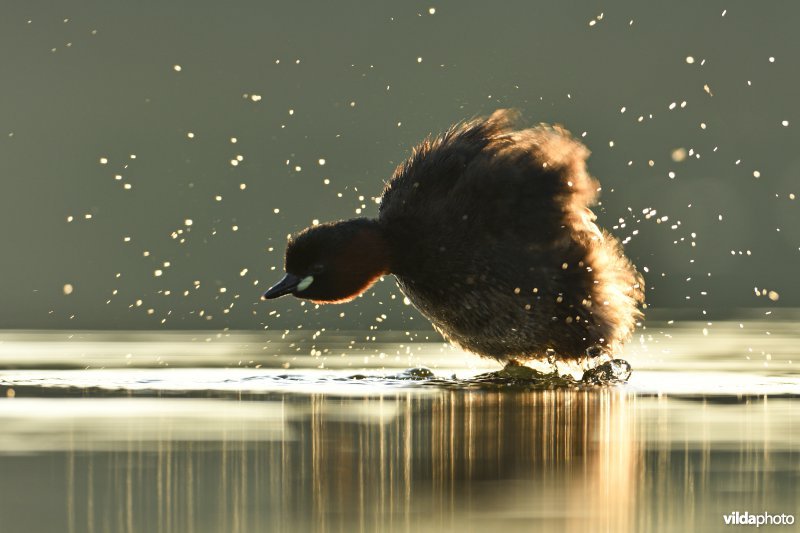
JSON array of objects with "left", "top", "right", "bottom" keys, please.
[{"left": 264, "top": 110, "right": 644, "bottom": 365}]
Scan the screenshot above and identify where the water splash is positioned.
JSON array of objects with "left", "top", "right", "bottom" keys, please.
[
  {"left": 353, "top": 359, "right": 632, "bottom": 391},
  {"left": 581, "top": 359, "right": 633, "bottom": 384}
]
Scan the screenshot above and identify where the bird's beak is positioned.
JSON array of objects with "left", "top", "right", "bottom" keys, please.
[{"left": 262, "top": 273, "right": 301, "bottom": 300}]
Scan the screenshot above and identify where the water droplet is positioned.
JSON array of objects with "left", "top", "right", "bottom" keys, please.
[{"left": 586, "top": 345, "right": 604, "bottom": 358}]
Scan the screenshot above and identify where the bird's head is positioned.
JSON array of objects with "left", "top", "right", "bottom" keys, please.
[{"left": 262, "top": 218, "right": 390, "bottom": 304}]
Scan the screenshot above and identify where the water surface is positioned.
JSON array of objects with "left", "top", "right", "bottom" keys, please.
[{"left": 0, "top": 320, "right": 797, "bottom": 532}]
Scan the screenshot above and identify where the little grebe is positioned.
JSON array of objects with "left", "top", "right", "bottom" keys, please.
[{"left": 263, "top": 110, "right": 644, "bottom": 365}]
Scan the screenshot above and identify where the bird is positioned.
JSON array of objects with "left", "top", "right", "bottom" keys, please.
[{"left": 262, "top": 109, "right": 644, "bottom": 367}]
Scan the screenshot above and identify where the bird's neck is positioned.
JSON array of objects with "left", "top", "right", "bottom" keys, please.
[
  {"left": 318, "top": 219, "right": 392, "bottom": 304},
  {"left": 342, "top": 219, "right": 391, "bottom": 274}
]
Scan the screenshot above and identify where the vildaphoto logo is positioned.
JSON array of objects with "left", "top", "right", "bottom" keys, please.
[{"left": 723, "top": 511, "right": 795, "bottom": 527}]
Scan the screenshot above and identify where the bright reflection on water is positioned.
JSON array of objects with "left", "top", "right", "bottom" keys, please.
[{"left": 0, "top": 319, "right": 797, "bottom": 532}]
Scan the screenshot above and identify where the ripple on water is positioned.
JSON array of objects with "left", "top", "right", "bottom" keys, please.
[{"left": 1, "top": 363, "right": 799, "bottom": 398}]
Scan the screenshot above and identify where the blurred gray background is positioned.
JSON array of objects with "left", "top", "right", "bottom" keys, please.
[{"left": 1, "top": 0, "right": 797, "bottom": 330}]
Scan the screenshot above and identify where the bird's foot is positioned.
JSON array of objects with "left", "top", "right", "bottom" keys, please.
[{"left": 499, "top": 359, "right": 547, "bottom": 380}]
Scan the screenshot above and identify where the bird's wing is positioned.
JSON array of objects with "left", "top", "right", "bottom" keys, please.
[{"left": 379, "top": 110, "right": 518, "bottom": 220}]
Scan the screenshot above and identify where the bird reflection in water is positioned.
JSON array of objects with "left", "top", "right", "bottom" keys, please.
[{"left": 59, "top": 390, "right": 640, "bottom": 533}]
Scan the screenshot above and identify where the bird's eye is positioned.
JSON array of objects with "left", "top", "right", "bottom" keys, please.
[{"left": 311, "top": 264, "right": 325, "bottom": 275}]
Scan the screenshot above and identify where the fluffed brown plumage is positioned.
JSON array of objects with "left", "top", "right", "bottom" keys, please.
[{"left": 379, "top": 109, "right": 644, "bottom": 361}]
